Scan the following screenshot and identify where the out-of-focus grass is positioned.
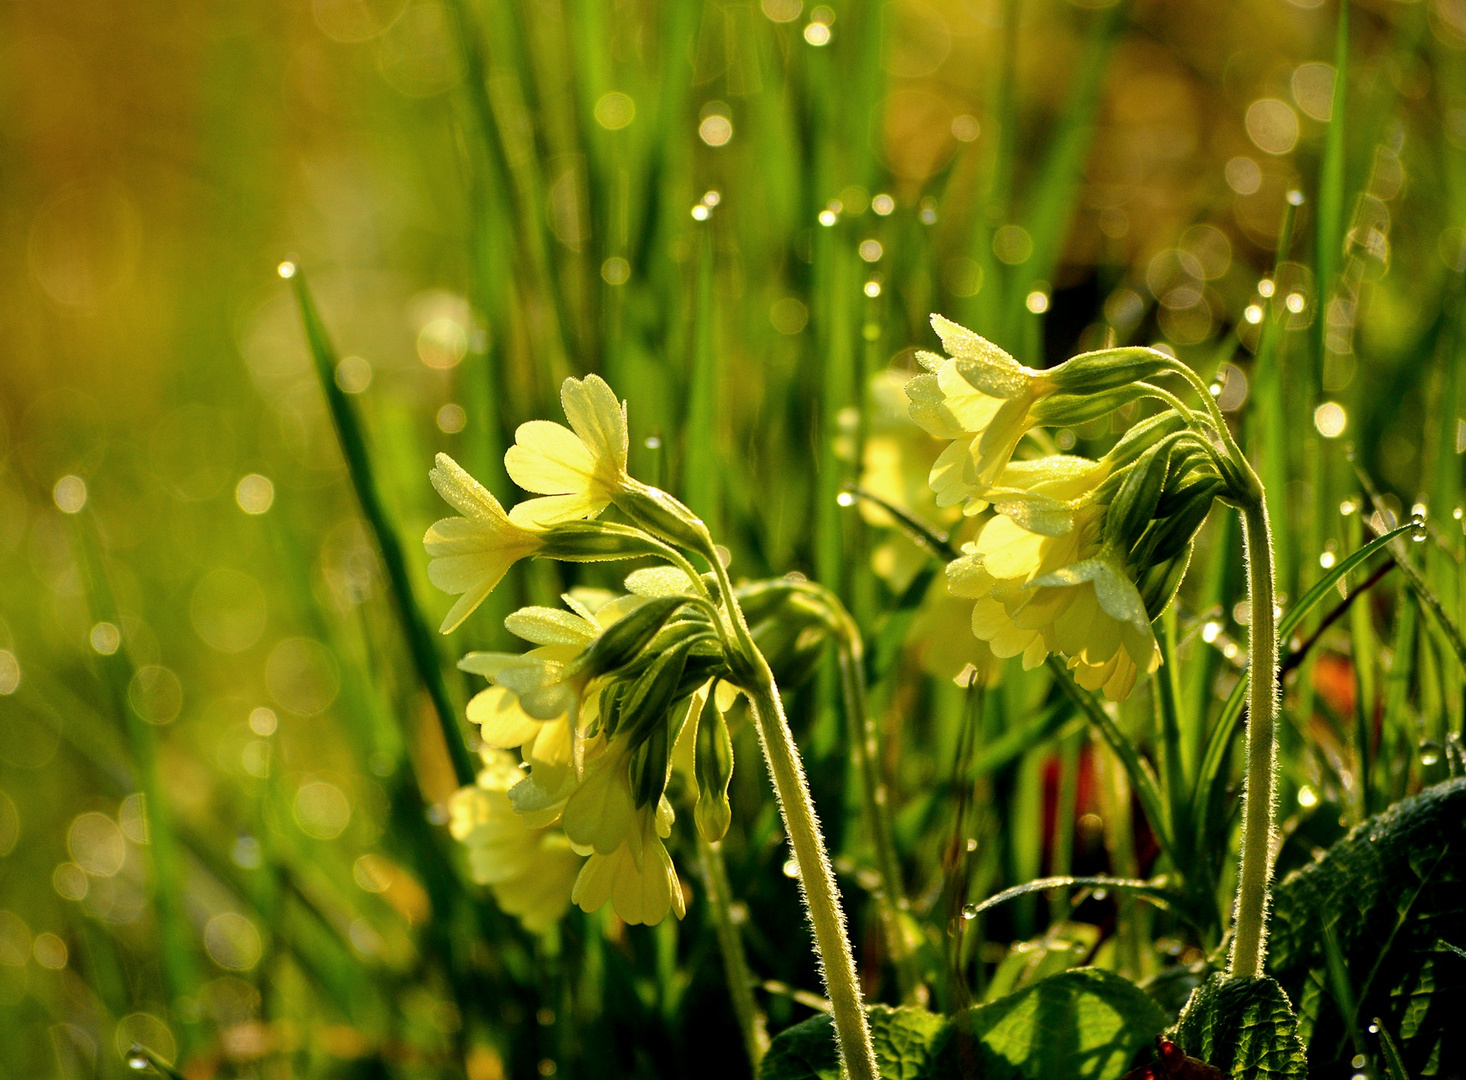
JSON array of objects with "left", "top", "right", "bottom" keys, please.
[{"left": 1, "top": 0, "right": 1463, "bottom": 1077}]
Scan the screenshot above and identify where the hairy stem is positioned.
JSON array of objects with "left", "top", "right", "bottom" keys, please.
[
  {"left": 746, "top": 675, "right": 878, "bottom": 1080},
  {"left": 1229, "top": 495, "right": 1279, "bottom": 979},
  {"left": 697, "top": 833, "right": 769, "bottom": 1074}
]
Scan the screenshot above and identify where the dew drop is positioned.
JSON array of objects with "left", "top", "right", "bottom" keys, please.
[
  {"left": 126, "top": 1046, "right": 150, "bottom": 1071},
  {"left": 961, "top": 903, "right": 977, "bottom": 920},
  {"left": 1410, "top": 513, "right": 1427, "bottom": 541}
]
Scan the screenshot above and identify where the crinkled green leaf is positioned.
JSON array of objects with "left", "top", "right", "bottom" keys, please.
[
  {"left": 758, "top": 1005, "right": 947, "bottom": 1080},
  {"left": 1172, "top": 974, "right": 1307, "bottom": 1079},
  {"left": 1268, "top": 777, "right": 1466, "bottom": 1076},
  {"left": 934, "top": 968, "right": 1166, "bottom": 1080}
]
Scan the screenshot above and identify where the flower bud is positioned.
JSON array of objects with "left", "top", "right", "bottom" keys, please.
[
  {"left": 1104, "top": 442, "right": 1172, "bottom": 552},
  {"left": 1047, "top": 347, "right": 1171, "bottom": 394},
  {"left": 629, "top": 720, "right": 672, "bottom": 810},
  {"left": 1133, "top": 478, "right": 1221, "bottom": 569},
  {"left": 612, "top": 481, "right": 711, "bottom": 554},
  {"left": 1104, "top": 411, "right": 1189, "bottom": 471},
  {"left": 618, "top": 637, "right": 696, "bottom": 747},
  {"left": 695, "top": 700, "right": 734, "bottom": 842},
  {"left": 1138, "top": 548, "right": 1193, "bottom": 620},
  {"left": 576, "top": 595, "right": 686, "bottom": 679}
]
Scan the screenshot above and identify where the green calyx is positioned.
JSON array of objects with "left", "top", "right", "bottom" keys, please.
[
  {"left": 1047, "top": 346, "right": 1173, "bottom": 394},
  {"left": 694, "top": 696, "right": 735, "bottom": 843},
  {"left": 539, "top": 520, "right": 667, "bottom": 563}
]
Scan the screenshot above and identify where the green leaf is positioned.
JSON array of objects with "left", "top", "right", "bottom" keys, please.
[
  {"left": 1172, "top": 974, "right": 1307, "bottom": 1080},
  {"left": 758, "top": 1005, "right": 947, "bottom": 1080},
  {"left": 760, "top": 972, "right": 1164, "bottom": 1080},
  {"left": 933, "top": 968, "right": 1166, "bottom": 1080},
  {"left": 1268, "top": 777, "right": 1466, "bottom": 1076}
]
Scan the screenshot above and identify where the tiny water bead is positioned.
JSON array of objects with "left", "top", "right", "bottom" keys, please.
[
  {"left": 235, "top": 473, "right": 274, "bottom": 514},
  {"left": 126, "top": 1047, "right": 151, "bottom": 1071},
  {"left": 601, "top": 256, "right": 630, "bottom": 285},
  {"left": 817, "top": 207, "right": 838, "bottom": 227},
  {"left": 90, "top": 622, "right": 120, "bottom": 655},
  {"left": 1314, "top": 401, "right": 1347, "bottom": 438},
  {"left": 836, "top": 491, "right": 856, "bottom": 507},
  {"left": 691, "top": 203, "right": 710, "bottom": 221},
  {"left": 960, "top": 903, "right": 978, "bottom": 920},
  {"left": 436, "top": 403, "right": 466, "bottom": 434},
  {"left": 1297, "top": 785, "right": 1318, "bottom": 808},
  {"left": 863, "top": 279, "right": 882, "bottom": 298},
  {"left": 276, "top": 260, "right": 296, "bottom": 279},
  {"left": 54, "top": 475, "right": 87, "bottom": 513},
  {"left": 698, "top": 114, "right": 733, "bottom": 147},
  {"left": 593, "top": 91, "right": 635, "bottom": 130}
]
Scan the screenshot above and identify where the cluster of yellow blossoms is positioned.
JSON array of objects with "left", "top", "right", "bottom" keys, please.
[
  {"left": 431, "top": 317, "right": 1227, "bottom": 933},
  {"left": 904, "top": 316, "right": 1225, "bottom": 701},
  {"left": 425, "top": 376, "right": 758, "bottom": 928}
]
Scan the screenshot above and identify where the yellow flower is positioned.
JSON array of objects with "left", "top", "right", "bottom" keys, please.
[
  {"left": 907, "top": 315, "right": 1058, "bottom": 514},
  {"left": 506, "top": 374, "right": 630, "bottom": 527},
  {"left": 448, "top": 751, "right": 582, "bottom": 933},
  {"left": 569, "top": 794, "right": 685, "bottom": 926},
  {"left": 461, "top": 592, "right": 647, "bottom": 786},
  {"left": 425, "top": 454, "right": 545, "bottom": 633},
  {"left": 509, "top": 727, "right": 686, "bottom": 926},
  {"left": 947, "top": 455, "right": 1160, "bottom": 701}
]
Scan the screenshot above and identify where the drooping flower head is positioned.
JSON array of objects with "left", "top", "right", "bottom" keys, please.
[
  {"left": 948, "top": 454, "right": 1162, "bottom": 701},
  {"left": 506, "top": 374, "right": 631, "bottom": 527},
  {"left": 425, "top": 454, "right": 545, "bottom": 632},
  {"left": 907, "top": 316, "right": 1060, "bottom": 515}
]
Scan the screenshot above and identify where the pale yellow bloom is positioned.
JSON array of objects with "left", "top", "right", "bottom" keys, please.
[
  {"left": 907, "top": 315, "right": 1058, "bottom": 514},
  {"left": 425, "top": 454, "right": 545, "bottom": 633},
  {"left": 506, "top": 374, "right": 630, "bottom": 527},
  {"left": 508, "top": 726, "right": 686, "bottom": 926},
  {"left": 461, "top": 592, "right": 647, "bottom": 793},
  {"left": 570, "top": 795, "right": 684, "bottom": 926},
  {"left": 948, "top": 456, "right": 1159, "bottom": 701},
  {"left": 449, "top": 751, "right": 582, "bottom": 933}
]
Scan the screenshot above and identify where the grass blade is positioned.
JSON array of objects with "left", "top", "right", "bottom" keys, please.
[{"left": 288, "top": 266, "right": 477, "bottom": 786}]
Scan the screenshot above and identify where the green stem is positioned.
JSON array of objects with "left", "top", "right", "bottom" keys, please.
[
  {"left": 1229, "top": 494, "right": 1280, "bottom": 979},
  {"left": 697, "top": 833, "right": 770, "bottom": 1074},
  {"left": 746, "top": 676, "right": 878, "bottom": 1080}
]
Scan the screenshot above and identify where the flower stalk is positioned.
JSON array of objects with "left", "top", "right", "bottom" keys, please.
[
  {"left": 1228, "top": 491, "right": 1280, "bottom": 979},
  {"left": 746, "top": 673, "right": 879, "bottom": 1080},
  {"left": 696, "top": 832, "right": 769, "bottom": 1074}
]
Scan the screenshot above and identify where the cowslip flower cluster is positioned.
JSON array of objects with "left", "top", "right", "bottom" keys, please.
[
  {"left": 426, "top": 375, "right": 824, "bottom": 930},
  {"left": 909, "top": 316, "right": 1225, "bottom": 701}
]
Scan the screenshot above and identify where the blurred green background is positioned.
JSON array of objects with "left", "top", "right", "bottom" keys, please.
[{"left": 1, "top": 0, "right": 1463, "bottom": 1077}]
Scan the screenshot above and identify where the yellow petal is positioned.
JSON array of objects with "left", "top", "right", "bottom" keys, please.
[
  {"left": 504, "top": 606, "right": 600, "bottom": 646},
  {"left": 561, "top": 374, "right": 629, "bottom": 476},
  {"left": 505, "top": 420, "right": 598, "bottom": 495},
  {"left": 429, "top": 453, "right": 506, "bottom": 522},
  {"left": 561, "top": 755, "right": 636, "bottom": 855},
  {"left": 467, "top": 687, "right": 542, "bottom": 748}
]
